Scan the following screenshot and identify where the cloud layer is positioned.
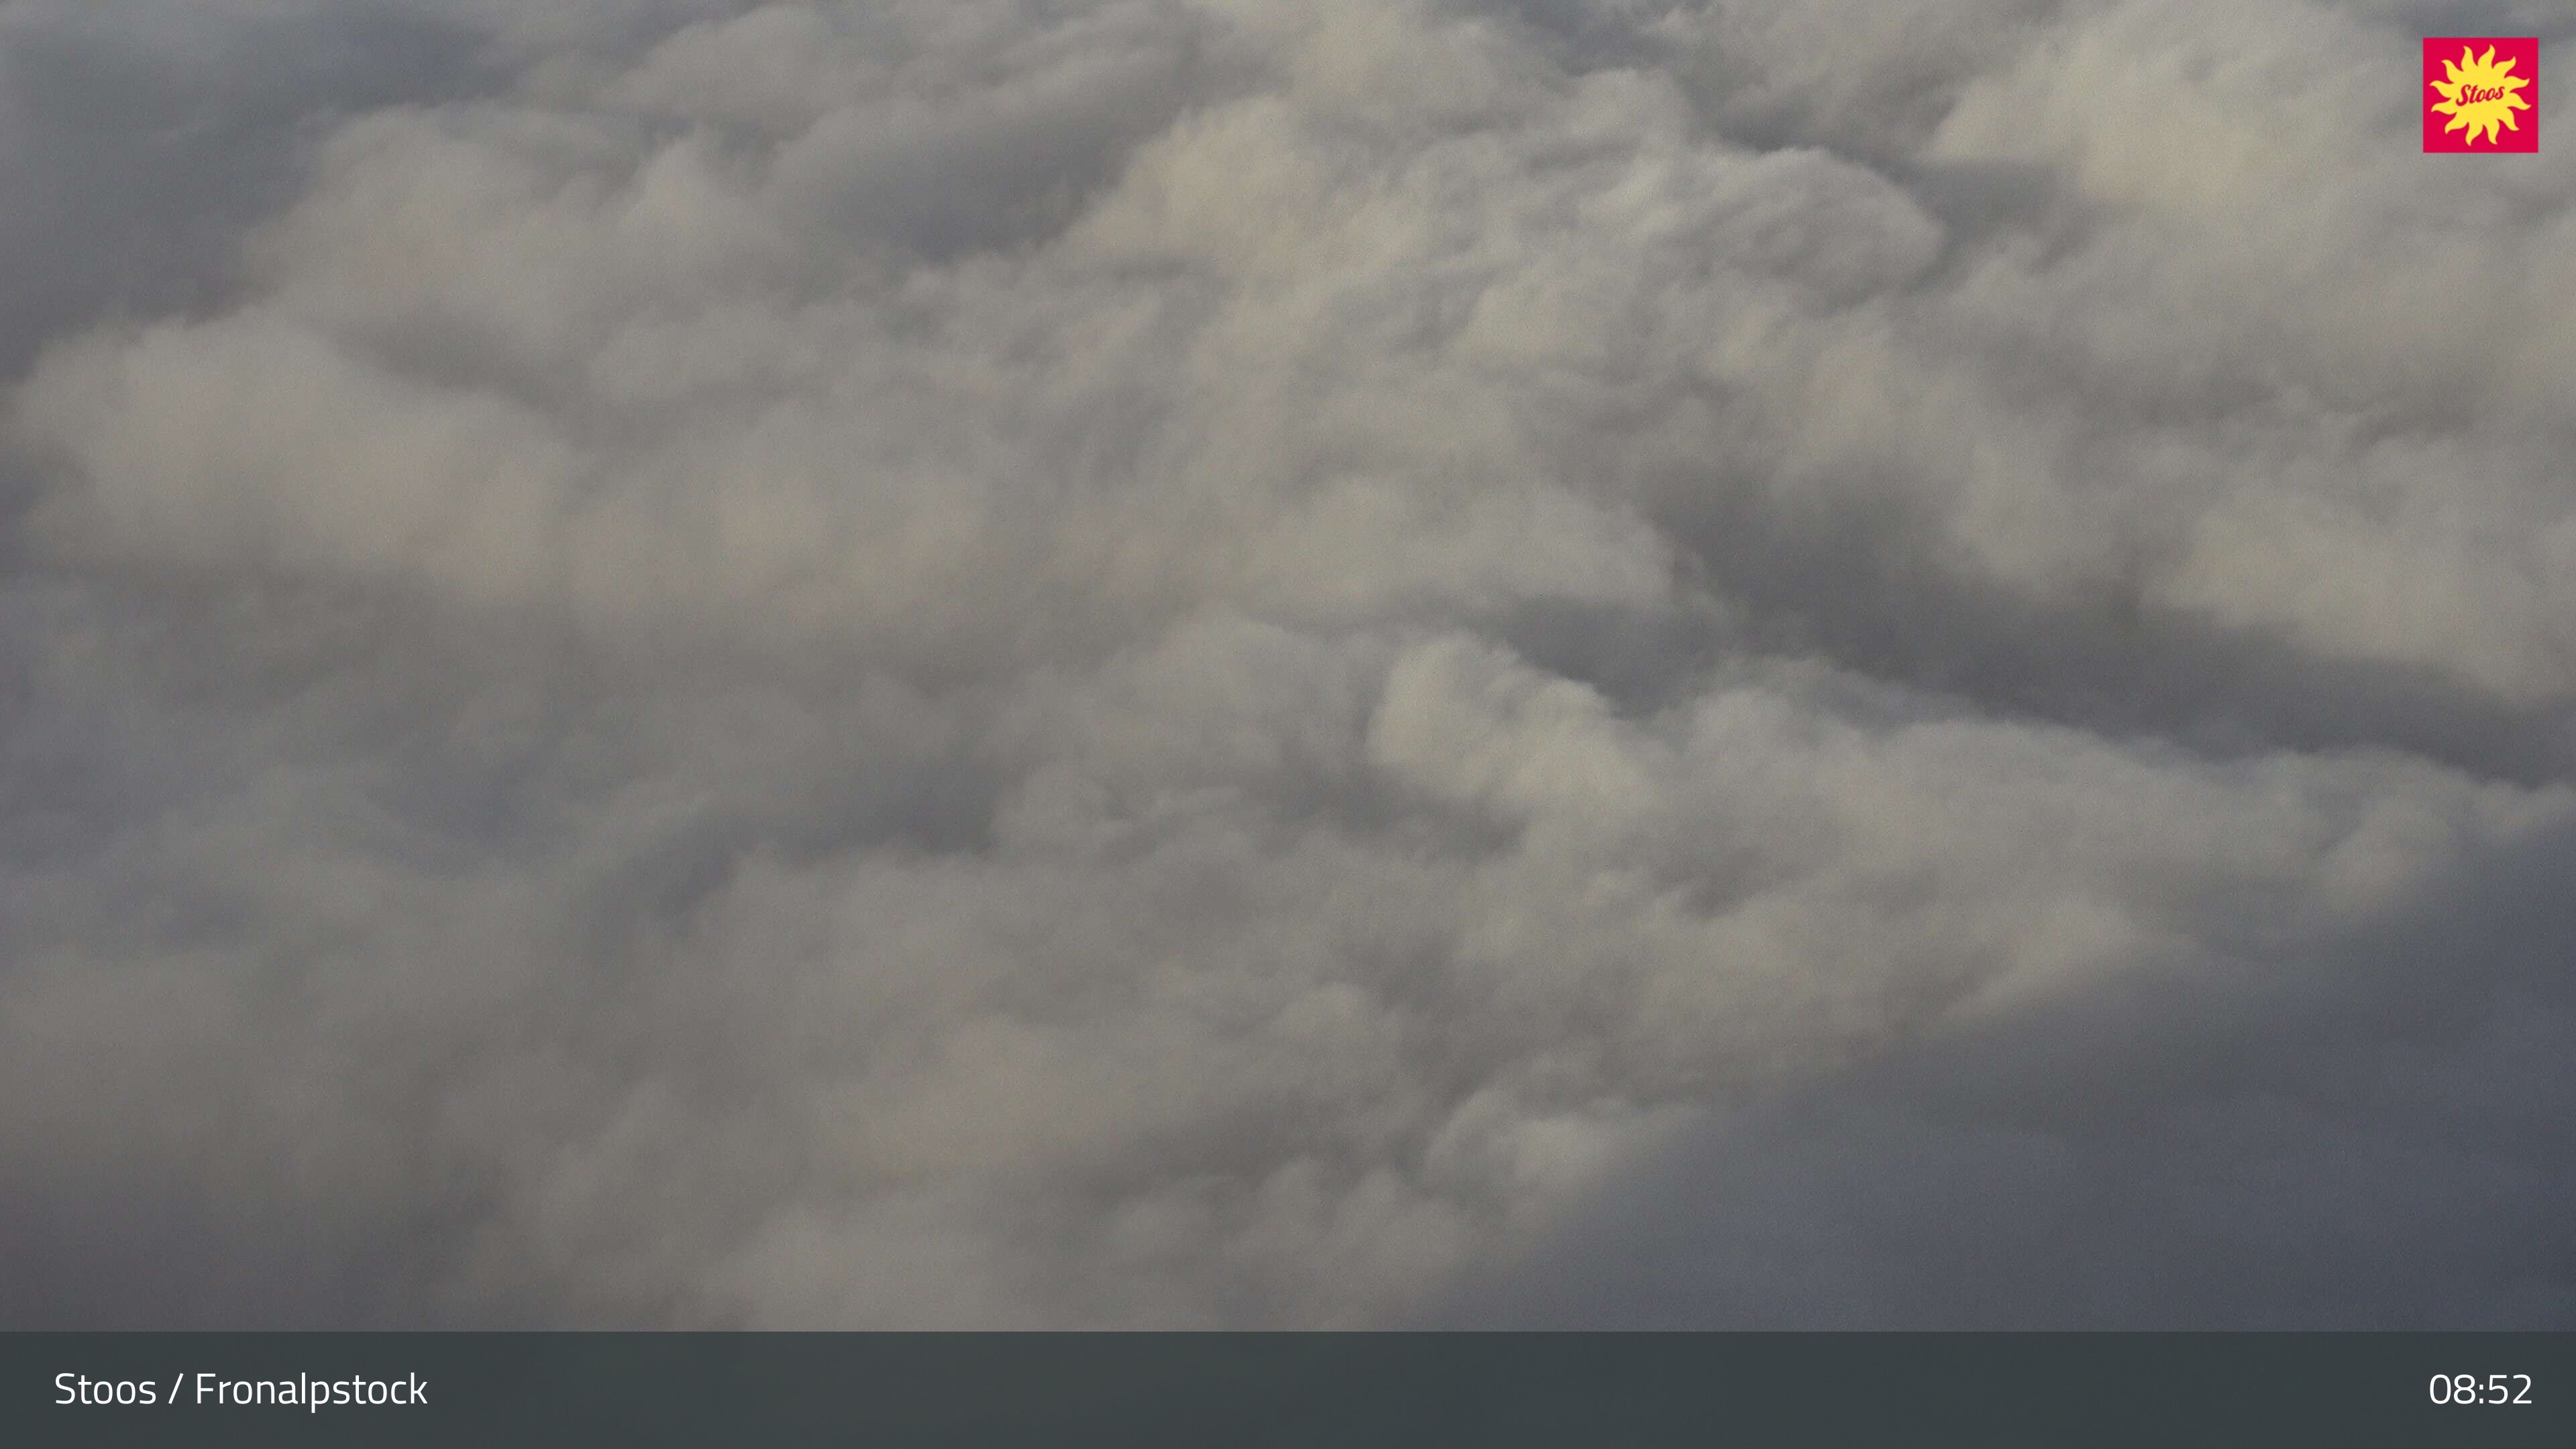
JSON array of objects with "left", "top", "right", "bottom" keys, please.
[{"left": 4, "top": 0, "right": 2572, "bottom": 1326}]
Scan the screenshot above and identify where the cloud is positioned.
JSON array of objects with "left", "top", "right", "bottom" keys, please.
[
  {"left": 2, "top": 0, "right": 2571, "bottom": 1326},
  {"left": 1450, "top": 812, "right": 2576, "bottom": 1328}
]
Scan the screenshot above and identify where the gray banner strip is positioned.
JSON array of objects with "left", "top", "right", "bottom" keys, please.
[{"left": 7, "top": 1332, "right": 2571, "bottom": 1446}]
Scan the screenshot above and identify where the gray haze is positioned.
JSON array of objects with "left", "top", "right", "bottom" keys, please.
[{"left": 2, "top": 0, "right": 2571, "bottom": 1327}]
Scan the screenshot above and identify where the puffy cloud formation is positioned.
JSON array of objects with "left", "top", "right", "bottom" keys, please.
[{"left": 3, "top": 0, "right": 2572, "bottom": 1326}]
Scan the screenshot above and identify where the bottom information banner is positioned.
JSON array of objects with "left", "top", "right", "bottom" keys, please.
[{"left": 5, "top": 1332, "right": 2571, "bottom": 1446}]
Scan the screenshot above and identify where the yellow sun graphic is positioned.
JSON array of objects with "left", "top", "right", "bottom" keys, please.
[{"left": 2428, "top": 44, "right": 2532, "bottom": 146}]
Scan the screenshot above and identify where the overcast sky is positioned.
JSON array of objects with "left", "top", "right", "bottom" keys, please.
[{"left": 3, "top": 0, "right": 2572, "bottom": 1328}]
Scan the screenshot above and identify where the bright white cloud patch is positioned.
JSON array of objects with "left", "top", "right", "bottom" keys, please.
[{"left": 3, "top": 0, "right": 2573, "bottom": 1326}]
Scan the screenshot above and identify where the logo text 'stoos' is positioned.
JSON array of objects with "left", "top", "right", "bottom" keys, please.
[{"left": 2423, "top": 38, "right": 2538, "bottom": 152}]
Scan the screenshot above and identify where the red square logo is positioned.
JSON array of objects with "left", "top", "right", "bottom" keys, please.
[{"left": 2424, "top": 38, "right": 2538, "bottom": 152}]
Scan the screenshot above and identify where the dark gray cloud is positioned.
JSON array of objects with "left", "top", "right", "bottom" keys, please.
[
  {"left": 1450, "top": 816, "right": 2576, "bottom": 1327},
  {"left": 2, "top": 0, "right": 2571, "bottom": 1326}
]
